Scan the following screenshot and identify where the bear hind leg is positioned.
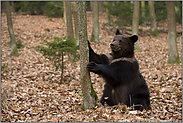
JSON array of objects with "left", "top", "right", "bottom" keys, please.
[
  {"left": 100, "top": 84, "right": 116, "bottom": 106},
  {"left": 131, "top": 95, "right": 150, "bottom": 111}
]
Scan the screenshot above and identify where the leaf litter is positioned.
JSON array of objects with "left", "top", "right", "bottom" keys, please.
[{"left": 1, "top": 11, "right": 182, "bottom": 122}]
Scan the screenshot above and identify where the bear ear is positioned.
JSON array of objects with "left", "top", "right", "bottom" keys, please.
[
  {"left": 130, "top": 35, "right": 138, "bottom": 43},
  {"left": 116, "top": 29, "right": 122, "bottom": 35}
]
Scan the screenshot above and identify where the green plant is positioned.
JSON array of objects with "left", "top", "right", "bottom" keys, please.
[
  {"left": 106, "top": 1, "right": 133, "bottom": 26},
  {"left": 77, "top": 89, "right": 83, "bottom": 97},
  {"left": 1, "top": 63, "right": 8, "bottom": 72},
  {"left": 150, "top": 29, "right": 159, "bottom": 36},
  {"left": 48, "top": 17, "right": 52, "bottom": 21},
  {"left": 9, "top": 39, "right": 24, "bottom": 49},
  {"left": 91, "top": 84, "right": 98, "bottom": 100},
  {"left": 167, "top": 55, "right": 181, "bottom": 64},
  {"left": 11, "top": 47, "right": 19, "bottom": 56},
  {"left": 13, "top": 1, "right": 64, "bottom": 17},
  {"left": 45, "top": 2, "right": 64, "bottom": 17},
  {"left": 35, "top": 36, "right": 79, "bottom": 83},
  {"left": 16, "top": 40, "right": 24, "bottom": 49},
  {"left": 62, "top": 19, "right": 65, "bottom": 23},
  {"left": 90, "top": 33, "right": 95, "bottom": 42}
]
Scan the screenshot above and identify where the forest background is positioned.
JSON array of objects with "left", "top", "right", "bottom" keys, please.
[{"left": 1, "top": 1, "right": 182, "bottom": 122}]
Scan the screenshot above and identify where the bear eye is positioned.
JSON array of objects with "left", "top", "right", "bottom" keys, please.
[
  {"left": 119, "top": 40, "right": 122, "bottom": 43},
  {"left": 113, "top": 39, "right": 115, "bottom": 42}
]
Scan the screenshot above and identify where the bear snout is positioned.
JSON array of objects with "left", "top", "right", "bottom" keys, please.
[{"left": 110, "top": 43, "right": 115, "bottom": 48}]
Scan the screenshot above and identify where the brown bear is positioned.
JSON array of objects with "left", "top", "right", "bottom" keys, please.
[{"left": 87, "top": 29, "right": 150, "bottom": 111}]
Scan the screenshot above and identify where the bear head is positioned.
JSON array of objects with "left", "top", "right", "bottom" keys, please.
[{"left": 110, "top": 29, "right": 138, "bottom": 58}]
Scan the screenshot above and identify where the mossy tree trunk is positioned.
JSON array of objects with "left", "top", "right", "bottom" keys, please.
[
  {"left": 71, "top": 2, "right": 79, "bottom": 46},
  {"left": 132, "top": 1, "right": 140, "bottom": 50},
  {"left": 149, "top": 1, "right": 159, "bottom": 36},
  {"left": 91, "top": 1, "right": 99, "bottom": 43},
  {"left": 63, "top": 1, "right": 67, "bottom": 23},
  {"left": 65, "top": 1, "right": 74, "bottom": 37},
  {"left": 77, "top": 1, "right": 97, "bottom": 110},
  {"left": 5, "top": 1, "right": 18, "bottom": 56},
  {"left": 167, "top": 1, "right": 180, "bottom": 64}
]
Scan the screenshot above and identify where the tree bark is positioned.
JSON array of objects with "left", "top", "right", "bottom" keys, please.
[
  {"left": 90, "top": 1, "right": 92, "bottom": 11},
  {"left": 141, "top": 1, "right": 145, "bottom": 18},
  {"left": 99, "top": 1, "right": 104, "bottom": 13},
  {"left": 105, "top": 2, "right": 110, "bottom": 29},
  {"left": 5, "top": 1, "right": 18, "bottom": 56},
  {"left": 77, "top": 1, "right": 96, "bottom": 110},
  {"left": 65, "top": 1, "right": 74, "bottom": 37},
  {"left": 132, "top": 1, "right": 140, "bottom": 49},
  {"left": 92, "top": 1, "right": 99, "bottom": 43},
  {"left": 63, "top": 1, "right": 67, "bottom": 23},
  {"left": 167, "top": 1, "right": 180, "bottom": 64},
  {"left": 60, "top": 51, "right": 64, "bottom": 84},
  {"left": 149, "top": 1, "right": 159, "bottom": 36},
  {"left": 71, "top": 2, "right": 79, "bottom": 45}
]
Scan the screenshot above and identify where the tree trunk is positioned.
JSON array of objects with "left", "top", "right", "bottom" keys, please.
[
  {"left": 141, "top": 1, "right": 145, "bottom": 18},
  {"left": 90, "top": 1, "right": 93, "bottom": 11},
  {"left": 71, "top": 2, "right": 79, "bottom": 45},
  {"left": 5, "top": 1, "right": 18, "bottom": 56},
  {"left": 60, "top": 51, "right": 64, "bottom": 84},
  {"left": 105, "top": 2, "right": 110, "bottom": 29},
  {"left": 132, "top": 1, "right": 140, "bottom": 49},
  {"left": 99, "top": 1, "right": 104, "bottom": 13},
  {"left": 149, "top": 1, "right": 159, "bottom": 36},
  {"left": 1, "top": 1, "right": 6, "bottom": 13},
  {"left": 65, "top": 1, "right": 74, "bottom": 37},
  {"left": 63, "top": 1, "right": 67, "bottom": 23},
  {"left": 167, "top": 1, "right": 180, "bottom": 64},
  {"left": 91, "top": 1, "right": 99, "bottom": 43},
  {"left": 77, "top": 1, "right": 96, "bottom": 110}
]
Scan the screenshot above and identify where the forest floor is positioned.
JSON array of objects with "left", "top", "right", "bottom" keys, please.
[{"left": 1, "top": 11, "right": 182, "bottom": 122}]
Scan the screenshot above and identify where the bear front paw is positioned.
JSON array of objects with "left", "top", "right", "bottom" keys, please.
[{"left": 87, "top": 61, "right": 99, "bottom": 73}]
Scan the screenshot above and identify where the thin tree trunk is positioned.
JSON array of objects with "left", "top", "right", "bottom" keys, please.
[
  {"left": 132, "top": 1, "right": 140, "bottom": 49},
  {"left": 60, "top": 51, "right": 64, "bottom": 84},
  {"left": 92, "top": 1, "right": 99, "bottom": 43},
  {"left": 149, "top": 1, "right": 159, "bottom": 36},
  {"left": 71, "top": 2, "right": 79, "bottom": 45},
  {"left": 77, "top": 1, "right": 96, "bottom": 110},
  {"left": 5, "top": 1, "right": 18, "bottom": 56},
  {"left": 99, "top": 1, "right": 104, "bottom": 13},
  {"left": 65, "top": 1, "right": 74, "bottom": 37},
  {"left": 105, "top": 2, "right": 110, "bottom": 29},
  {"left": 141, "top": 1, "right": 145, "bottom": 18},
  {"left": 1, "top": 1, "right": 6, "bottom": 13},
  {"left": 167, "top": 1, "right": 180, "bottom": 64},
  {"left": 90, "top": 1, "right": 92, "bottom": 11},
  {"left": 63, "top": 1, "right": 67, "bottom": 23}
]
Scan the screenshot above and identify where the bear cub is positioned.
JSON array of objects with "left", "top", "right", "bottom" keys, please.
[{"left": 87, "top": 29, "right": 150, "bottom": 111}]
